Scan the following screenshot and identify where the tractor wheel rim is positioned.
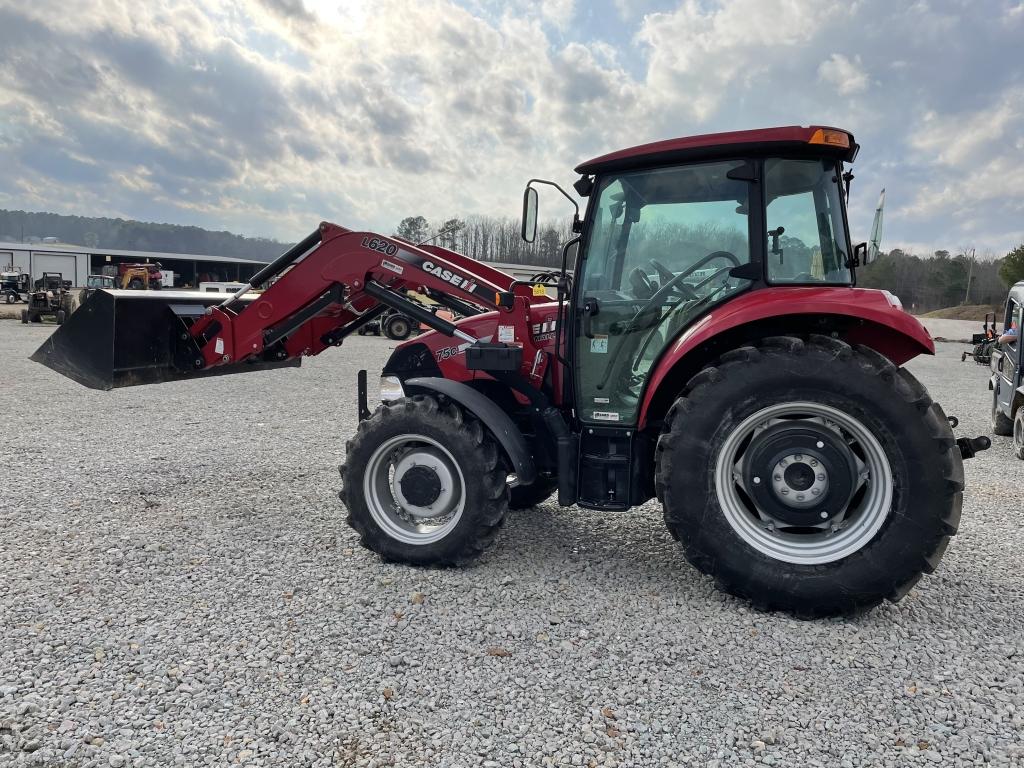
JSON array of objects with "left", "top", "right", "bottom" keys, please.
[
  {"left": 714, "top": 401, "right": 893, "bottom": 565},
  {"left": 364, "top": 433, "right": 465, "bottom": 545},
  {"left": 1015, "top": 414, "right": 1023, "bottom": 449}
]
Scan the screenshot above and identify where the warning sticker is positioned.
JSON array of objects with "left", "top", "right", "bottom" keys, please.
[
  {"left": 381, "top": 259, "right": 404, "bottom": 275},
  {"left": 590, "top": 335, "right": 608, "bottom": 354},
  {"left": 497, "top": 325, "right": 515, "bottom": 343},
  {"left": 593, "top": 411, "right": 620, "bottom": 422}
]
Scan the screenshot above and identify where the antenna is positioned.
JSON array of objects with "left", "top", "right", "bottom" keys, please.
[{"left": 868, "top": 188, "right": 885, "bottom": 262}]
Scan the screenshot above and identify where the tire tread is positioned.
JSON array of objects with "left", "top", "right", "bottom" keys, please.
[{"left": 655, "top": 334, "right": 964, "bottom": 617}]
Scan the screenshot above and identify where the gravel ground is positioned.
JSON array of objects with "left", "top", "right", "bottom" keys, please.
[
  {"left": 914, "top": 318, "right": 985, "bottom": 344},
  {"left": 1, "top": 323, "right": 1022, "bottom": 768}
]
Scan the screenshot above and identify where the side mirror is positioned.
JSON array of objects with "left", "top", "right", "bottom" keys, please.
[
  {"left": 853, "top": 241, "right": 869, "bottom": 266},
  {"left": 521, "top": 186, "right": 538, "bottom": 243}
]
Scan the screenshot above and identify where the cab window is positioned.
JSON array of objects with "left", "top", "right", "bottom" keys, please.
[
  {"left": 764, "top": 158, "right": 852, "bottom": 284},
  {"left": 1005, "top": 299, "right": 1021, "bottom": 349}
]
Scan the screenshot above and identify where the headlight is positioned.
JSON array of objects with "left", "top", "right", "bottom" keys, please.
[
  {"left": 881, "top": 290, "right": 903, "bottom": 311},
  {"left": 379, "top": 375, "right": 404, "bottom": 403}
]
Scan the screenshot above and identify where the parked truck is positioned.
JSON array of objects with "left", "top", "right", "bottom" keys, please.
[
  {"left": 990, "top": 281, "right": 1024, "bottom": 458},
  {"left": 2, "top": 271, "right": 30, "bottom": 304}
]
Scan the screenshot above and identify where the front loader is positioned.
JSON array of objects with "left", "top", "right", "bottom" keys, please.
[{"left": 33, "top": 125, "right": 990, "bottom": 617}]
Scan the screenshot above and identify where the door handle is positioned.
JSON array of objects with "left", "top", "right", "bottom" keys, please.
[{"left": 582, "top": 299, "right": 599, "bottom": 339}]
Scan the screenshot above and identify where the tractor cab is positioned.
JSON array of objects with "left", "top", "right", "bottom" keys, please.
[
  {"left": 80, "top": 274, "right": 117, "bottom": 305},
  {"left": 87, "top": 274, "right": 116, "bottom": 289},
  {"left": 524, "top": 127, "right": 863, "bottom": 428}
]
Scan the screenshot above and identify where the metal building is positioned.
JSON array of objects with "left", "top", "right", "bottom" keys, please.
[{"left": 0, "top": 242, "right": 269, "bottom": 288}]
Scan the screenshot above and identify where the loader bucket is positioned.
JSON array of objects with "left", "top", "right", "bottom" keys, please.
[{"left": 30, "top": 289, "right": 299, "bottom": 390}]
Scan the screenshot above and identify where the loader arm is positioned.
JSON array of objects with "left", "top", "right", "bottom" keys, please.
[
  {"left": 31, "top": 221, "right": 553, "bottom": 390},
  {"left": 164, "top": 223, "right": 526, "bottom": 374}
]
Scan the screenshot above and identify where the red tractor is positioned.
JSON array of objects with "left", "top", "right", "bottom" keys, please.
[{"left": 33, "top": 126, "right": 989, "bottom": 617}]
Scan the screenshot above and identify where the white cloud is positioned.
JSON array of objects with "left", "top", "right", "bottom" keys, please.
[
  {"left": 636, "top": 0, "right": 847, "bottom": 123},
  {"left": 0, "top": 0, "right": 1021, "bottom": 257},
  {"left": 818, "top": 54, "right": 869, "bottom": 96},
  {"left": 910, "top": 90, "right": 1023, "bottom": 167}
]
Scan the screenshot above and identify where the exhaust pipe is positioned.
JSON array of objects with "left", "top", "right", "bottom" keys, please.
[{"left": 30, "top": 289, "right": 299, "bottom": 390}]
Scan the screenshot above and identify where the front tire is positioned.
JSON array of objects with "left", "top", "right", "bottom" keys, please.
[
  {"left": 340, "top": 395, "right": 508, "bottom": 565},
  {"left": 656, "top": 335, "right": 963, "bottom": 618}
]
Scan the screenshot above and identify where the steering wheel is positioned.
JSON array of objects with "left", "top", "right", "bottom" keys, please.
[
  {"left": 594, "top": 251, "right": 742, "bottom": 393},
  {"left": 629, "top": 267, "right": 656, "bottom": 299},
  {"left": 634, "top": 251, "right": 740, "bottom": 323},
  {"left": 648, "top": 259, "right": 697, "bottom": 299}
]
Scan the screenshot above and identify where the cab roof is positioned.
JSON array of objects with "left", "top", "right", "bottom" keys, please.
[{"left": 575, "top": 125, "right": 858, "bottom": 176}]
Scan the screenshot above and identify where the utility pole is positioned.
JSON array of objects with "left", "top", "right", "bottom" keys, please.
[{"left": 963, "top": 247, "right": 975, "bottom": 305}]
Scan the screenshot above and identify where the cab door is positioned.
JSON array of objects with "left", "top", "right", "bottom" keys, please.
[{"left": 573, "top": 160, "right": 756, "bottom": 426}]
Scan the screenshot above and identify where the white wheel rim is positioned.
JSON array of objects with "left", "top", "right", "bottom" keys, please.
[
  {"left": 714, "top": 401, "right": 893, "bottom": 565},
  {"left": 363, "top": 433, "right": 465, "bottom": 545}
]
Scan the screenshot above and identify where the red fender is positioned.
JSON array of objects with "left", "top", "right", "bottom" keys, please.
[{"left": 637, "top": 287, "right": 934, "bottom": 429}]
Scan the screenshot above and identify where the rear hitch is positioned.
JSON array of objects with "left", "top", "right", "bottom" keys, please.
[
  {"left": 947, "top": 416, "right": 990, "bottom": 459},
  {"left": 957, "top": 435, "right": 991, "bottom": 459}
]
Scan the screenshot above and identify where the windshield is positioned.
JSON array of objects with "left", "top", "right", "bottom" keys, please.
[
  {"left": 582, "top": 161, "right": 751, "bottom": 297},
  {"left": 764, "top": 158, "right": 851, "bottom": 284},
  {"left": 575, "top": 160, "right": 754, "bottom": 426}
]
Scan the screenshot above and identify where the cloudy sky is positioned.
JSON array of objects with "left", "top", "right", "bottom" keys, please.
[{"left": 0, "top": 0, "right": 1021, "bottom": 255}]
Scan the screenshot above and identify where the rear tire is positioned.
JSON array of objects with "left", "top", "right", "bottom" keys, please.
[
  {"left": 385, "top": 315, "right": 412, "bottom": 341},
  {"left": 56, "top": 309, "right": 66, "bottom": 325},
  {"left": 656, "top": 335, "right": 963, "bottom": 618},
  {"left": 340, "top": 395, "right": 508, "bottom": 565},
  {"left": 509, "top": 479, "right": 557, "bottom": 510},
  {"left": 1013, "top": 408, "right": 1024, "bottom": 460},
  {"left": 21, "top": 309, "right": 28, "bottom": 323},
  {"left": 993, "top": 391, "right": 1013, "bottom": 436},
  {"left": 5, "top": 293, "right": 14, "bottom": 304},
  {"left": 30, "top": 312, "right": 41, "bottom": 323}
]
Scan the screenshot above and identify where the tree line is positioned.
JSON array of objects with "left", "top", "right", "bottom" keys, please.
[
  {"left": 394, "top": 215, "right": 573, "bottom": 268},
  {"left": 859, "top": 246, "right": 1024, "bottom": 313},
  {"left": 0, "top": 209, "right": 287, "bottom": 260},
  {"left": 7, "top": 206, "right": 1023, "bottom": 313}
]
